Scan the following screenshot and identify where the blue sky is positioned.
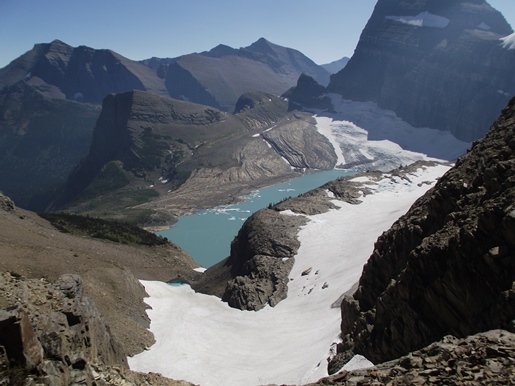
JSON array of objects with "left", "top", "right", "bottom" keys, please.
[{"left": 0, "top": 0, "right": 514, "bottom": 68}]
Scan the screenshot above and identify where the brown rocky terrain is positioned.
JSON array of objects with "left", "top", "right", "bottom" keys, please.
[
  {"left": 0, "top": 192, "right": 198, "bottom": 357},
  {"left": 310, "top": 330, "right": 515, "bottom": 386}
]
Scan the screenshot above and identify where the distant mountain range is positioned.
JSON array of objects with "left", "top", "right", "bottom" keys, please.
[
  {"left": 0, "top": 38, "right": 330, "bottom": 211},
  {"left": 0, "top": 37, "right": 328, "bottom": 111},
  {"left": 1, "top": 0, "right": 514, "bottom": 219},
  {"left": 144, "top": 37, "right": 330, "bottom": 112},
  {"left": 321, "top": 57, "right": 349, "bottom": 74}
]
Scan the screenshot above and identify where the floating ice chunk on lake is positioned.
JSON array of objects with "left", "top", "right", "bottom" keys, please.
[{"left": 386, "top": 11, "right": 450, "bottom": 28}]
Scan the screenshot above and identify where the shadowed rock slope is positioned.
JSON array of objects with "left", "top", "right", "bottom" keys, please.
[
  {"left": 330, "top": 97, "right": 515, "bottom": 368},
  {"left": 328, "top": 0, "right": 515, "bottom": 141},
  {"left": 0, "top": 82, "right": 100, "bottom": 210}
]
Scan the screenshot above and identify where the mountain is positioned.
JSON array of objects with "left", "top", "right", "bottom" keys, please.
[
  {"left": 0, "top": 81, "right": 100, "bottom": 210},
  {"left": 155, "top": 38, "right": 331, "bottom": 112},
  {"left": 331, "top": 96, "right": 515, "bottom": 367},
  {"left": 0, "top": 39, "right": 167, "bottom": 103},
  {"left": 327, "top": 0, "right": 515, "bottom": 142},
  {"left": 321, "top": 56, "right": 350, "bottom": 74},
  {"left": 56, "top": 90, "right": 337, "bottom": 223}
]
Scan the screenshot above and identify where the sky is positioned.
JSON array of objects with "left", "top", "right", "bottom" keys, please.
[{"left": 0, "top": 0, "right": 514, "bottom": 69}]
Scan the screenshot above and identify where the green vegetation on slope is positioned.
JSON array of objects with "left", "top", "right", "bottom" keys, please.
[{"left": 38, "top": 212, "right": 169, "bottom": 247}]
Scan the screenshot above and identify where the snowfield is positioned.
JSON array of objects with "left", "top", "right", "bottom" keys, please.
[
  {"left": 313, "top": 95, "right": 470, "bottom": 172},
  {"left": 129, "top": 163, "right": 452, "bottom": 386}
]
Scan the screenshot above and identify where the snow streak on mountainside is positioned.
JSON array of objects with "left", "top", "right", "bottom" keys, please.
[{"left": 129, "top": 163, "right": 451, "bottom": 386}]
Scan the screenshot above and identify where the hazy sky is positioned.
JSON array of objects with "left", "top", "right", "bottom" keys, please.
[{"left": 0, "top": 0, "right": 514, "bottom": 68}]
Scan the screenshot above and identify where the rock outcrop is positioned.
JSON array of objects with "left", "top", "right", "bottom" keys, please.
[
  {"left": 313, "top": 330, "right": 515, "bottom": 385},
  {"left": 204, "top": 209, "right": 308, "bottom": 311},
  {"left": 328, "top": 0, "right": 515, "bottom": 141},
  {"left": 0, "top": 272, "right": 193, "bottom": 385},
  {"left": 331, "top": 97, "right": 515, "bottom": 368},
  {"left": 0, "top": 191, "right": 198, "bottom": 358},
  {"left": 283, "top": 74, "right": 332, "bottom": 112}
]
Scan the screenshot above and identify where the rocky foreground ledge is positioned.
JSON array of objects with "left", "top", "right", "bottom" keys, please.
[
  {"left": 0, "top": 272, "right": 193, "bottom": 386},
  {"left": 309, "top": 330, "right": 515, "bottom": 386}
]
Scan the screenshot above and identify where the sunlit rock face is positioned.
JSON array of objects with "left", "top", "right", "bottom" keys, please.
[{"left": 328, "top": 0, "right": 515, "bottom": 142}]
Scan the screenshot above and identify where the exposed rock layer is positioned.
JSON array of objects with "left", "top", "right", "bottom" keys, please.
[
  {"left": 332, "top": 97, "right": 515, "bottom": 366},
  {"left": 59, "top": 90, "right": 337, "bottom": 223}
]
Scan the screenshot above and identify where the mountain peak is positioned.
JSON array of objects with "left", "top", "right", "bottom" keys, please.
[{"left": 246, "top": 37, "right": 278, "bottom": 54}]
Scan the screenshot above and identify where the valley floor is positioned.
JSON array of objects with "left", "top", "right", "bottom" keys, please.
[{"left": 129, "top": 163, "right": 451, "bottom": 386}]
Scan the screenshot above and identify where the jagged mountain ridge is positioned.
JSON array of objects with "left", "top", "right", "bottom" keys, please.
[
  {"left": 0, "top": 39, "right": 168, "bottom": 103},
  {"left": 327, "top": 0, "right": 515, "bottom": 141},
  {"left": 154, "top": 37, "right": 330, "bottom": 112},
  {"left": 330, "top": 96, "right": 515, "bottom": 367}
]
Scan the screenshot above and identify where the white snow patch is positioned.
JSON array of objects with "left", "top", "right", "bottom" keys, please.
[
  {"left": 386, "top": 11, "right": 450, "bottom": 28},
  {"left": 315, "top": 116, "right": 347, "bottom": 166},
  {"left": 252, "top": 133, "right": 260, "bottom": 138},
  {"left": 349, "top": 176, "right": 371, "bottom": 183},
  {"left": 193, "top": 267, "right": 207, "bottom": 273},
  {"left": 129, "top": 163, "right": 451, "bottom": 386},
  {"left": 501, "top": 32, "right": 515, "bottom": 50}
]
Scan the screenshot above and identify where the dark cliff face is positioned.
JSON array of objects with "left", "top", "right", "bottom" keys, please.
[
  {"left": 333, "top": 97, "right": 515, "bottom": 366},
  {"left": 0, "top": 40, "right": 167, "bottom": 104},
  {"left": 328, "top": 0, "right": 515, "bottom": 142},
  {"left": 283, "top": 74, "right": 332, "bottom": 111},
  {"left": 0, "top": 82, "right": 100, "bottom": 210}
]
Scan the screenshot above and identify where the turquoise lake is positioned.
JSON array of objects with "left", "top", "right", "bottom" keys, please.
[{"left": 157, "top": 169, "right": 355, "bottom": 268}]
